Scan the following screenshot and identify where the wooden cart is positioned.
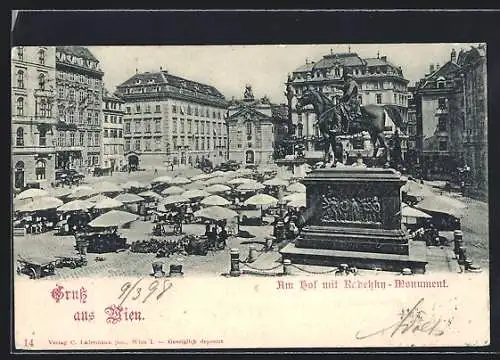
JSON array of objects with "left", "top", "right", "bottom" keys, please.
[{"left": 17, "top": 256, "right": 57, "bottom": 279}]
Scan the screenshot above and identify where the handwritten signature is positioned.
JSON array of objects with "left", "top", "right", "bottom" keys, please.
[
  {"left": 355, "top": 298, "right": 452, "bottom": 340},
  {"left": 118, "top": 278, "right": 173, "bottom": 307}
]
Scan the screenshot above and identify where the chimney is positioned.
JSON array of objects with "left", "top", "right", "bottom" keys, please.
[
  {"left": 160, "top": 66, "right": 163, "bottom": 71},
  {"left": 436, "top": 63, "right": 440, "bottom": 70},
  {"left": 381, "top": 56, "right": 387, "bottom": 61},
  {"left": 429, "top": 64, "right": 434, "bottom": 73},
  {"left": 451, "top": 48, "right": 457, "bottom": 63}
]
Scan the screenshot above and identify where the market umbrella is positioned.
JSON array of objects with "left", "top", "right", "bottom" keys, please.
[
  {"left": 401, "top": 180, "right": 433, "bottom": 198},
  {"left": 182, "top": 189, "right": 211, "bottom": 199},
  {"left": 161, "top": 186, "right": 185, "bottom": 195},
  {"left": 201, "top": 195, "right": 231, "bottom": 206},
  {"left": 278, "top": 172, "right": 293, "bottom": 181},
  {"left": 67, "top": 186, "right": 96, "bottom": 199},
  {"left": 194, "top": 206, "right": 238, "bottom": 221},
  {"left": 123, "top": 181, "right": 149, "bottom": 190},
  {"left": 288, "top": 198, "right": 307, "bottom": 208},
  {"left": 152, "top": 175, "right": 173, "bottom": 184},
  {"left": 236, "top": 168, "right": 253, "bottom": 176},
  {"left": 283, "top": 192, "right": 306, "bottom": 202},
  {"left": 263, "top": 177, "right": 289, "bottom": 187},
  {"left": 237, "top": 182, "right": 265, "bottom": 192},
  {"left": 211, "top": 170, "right": 225, "bottom": 177},
  {"left": 114, "top": 193, "right": 145, "bottom": 204},
  {"left": 16, "top": 196, "right": 63, "bottom": 212},
  {"left": 87, "top": 194, "right": 112, "bottom": 203},
  {"left": 286, "top": 182, "right": 306, "bottom": 193},
  {"left": 205, "top": 184, "right": 232, "bottom": 194},
  {"left": 244, "top": 194, "right": 279, "bottom": 206},
  {"left": 414, "top": 195, "right": 467, "bottom": 217},
  {"left": 223, "top": 170, "right": 237, "bottom": 179},
  {"left": 401, "top": 204, "right": 432, "bottom": 219},
  {"left": 203, "top": 176, "right": 226, "bottom": 186},
  {"left": 93, "top": 181, "right": 123, "bottom": 194},
  {"left": 228, "top": 177, "right": 256, "bottom": 185},
  {"left": 58, "top": 199, "right": 94, "bottom": 212},
  {"left": 94, "top": 198, "right": 123, "bottom": 210},
  {"left": 46, "top": 187, "right": 72, "bottom": 199},
  {"left": 16, "top": 188, "right": 49, "bottom": 200},
  {"left": 169, "top": 176, "right": 191, "bottom": 185},
  {"left": 190, "top": 173, "right": 211, "bottom": 181},
  {"left": 259, "top": 164, "right": 278, "bottom": 173},
  {"left": 183, "top": 181, "right": 206, "bottom": 190},
  {"left": 88, "top": 210, "right": 138, "bottom": 228},
  {"left": 161, "top": 194, "right": 190, "bottom": 205},
  {"left": 138, "top": 190, "right": 163, "bottom": 200}
]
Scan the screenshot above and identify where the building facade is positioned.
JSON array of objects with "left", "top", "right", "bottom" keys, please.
[
  {"left": 415, "top": 44, "right": 487, "bottom": 190},
  {"left": 227, "top": 86, "right": 287, "bottom": 166},
  {"left": 12, "top": 46, "right": 57, "bottom": 190},
  {"left": 286, "top": 51, "right": 410, "bottom": 162},
  {"left": 102, "top": 89, "right": 125, "bottom": 170},
  {"left": 55, "top": 46, "right": 104, "bottom": 171},
  {"left": 115, "top": 69, "right": 228, "bottom": 169}
]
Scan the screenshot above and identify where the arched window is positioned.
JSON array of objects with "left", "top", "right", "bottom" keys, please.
[
  {"left": 16, "top": 97, "right": 24, "bottom": 116},
  {"left": 39, "top": 49, "right": 45, "bottom": 65},
  {"left": 14, "top": 161, "right": 25, "bottom": 189},
  {"left": 245, "top": 150, "right": 255, "bottom": 164},
  {"left": 67, "top": 109, "right": 75, "bottom": 123},
  {"left": 17, "top": 70, "right": 24, "bottom": 88},
  {"left": 16, "top": 128, "right": 24, "bottom": 146},
  {"left": 297, "top": 123, "right": 304, "bottom": 137},
  {"left": 35, "top": 159, "right": 46, "bottom": 180},
  {"left": 38, "top": 73, "right": 46, "bottom": 90},
  {"left": 17, "top": 47, "right": 23, "bottom": 61}
]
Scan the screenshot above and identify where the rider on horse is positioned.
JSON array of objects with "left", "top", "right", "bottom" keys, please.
[{"left": 335, "top": 70, "right": 361, "bottom": 133}]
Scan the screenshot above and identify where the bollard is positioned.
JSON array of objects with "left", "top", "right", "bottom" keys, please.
[
  {"left": 402, "top": 268, "right": 412, "bottom": 276},
  {"left": 458, "top": 246, "right": 467, "bottom": 265},
  {"left": 283, "top": 259, "right": 292, "bottom": 275},
  {"left": 248, "top": 245, "right": 257, "bottom": 263},
  {"left": 152, "top": 261, "right": 165, "bottom": 278},
  {"left": 229, "top": 248, "right": 241, "bottom": 277},
  {"left": 454, "top": 230, "right": 463, "bottom": 255}
]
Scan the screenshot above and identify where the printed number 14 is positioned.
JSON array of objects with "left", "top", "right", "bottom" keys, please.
[{"left": 24, "top": 338, "right": 34, "bottom": 347}]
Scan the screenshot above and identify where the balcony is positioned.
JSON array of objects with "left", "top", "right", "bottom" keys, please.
[
  {"left": 55, "top": 145, "right": 84, "bottom": 152},
  {"left": 12, "top": 145, "right": 56, "bottom": 155}
]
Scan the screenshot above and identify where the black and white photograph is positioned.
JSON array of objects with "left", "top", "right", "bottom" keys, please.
[{"left": 10, "top": 11, "right": 492, "bottom": 351}]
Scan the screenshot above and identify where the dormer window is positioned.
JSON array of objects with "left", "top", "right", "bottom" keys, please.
[
  {"left": 136, "top": 79, "right": 142, "bottom": 85},
  {"left": 437, "top": 76, "right": 446, "bottom": 89}
]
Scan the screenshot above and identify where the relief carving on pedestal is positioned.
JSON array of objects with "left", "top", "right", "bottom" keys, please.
[{"left": 320, "top": 186, "right": 381, "bottom": 225}]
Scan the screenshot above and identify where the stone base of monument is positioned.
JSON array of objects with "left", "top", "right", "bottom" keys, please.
[{"left": 279, "top": 167, "right": 428, "bottom": 274}]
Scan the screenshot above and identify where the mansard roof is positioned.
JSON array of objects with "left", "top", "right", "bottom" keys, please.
[{"left": 56, "top": 46, "right": 99, "bottom": 62}]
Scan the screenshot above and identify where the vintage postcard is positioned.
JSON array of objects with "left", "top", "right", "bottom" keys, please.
[{"left": 11, "top": 42, "right": 489, "bottom": 350}]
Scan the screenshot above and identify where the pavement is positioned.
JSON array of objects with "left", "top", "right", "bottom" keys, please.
[{"left": 13, "top": 167, "right": 489, "bottom": 279}]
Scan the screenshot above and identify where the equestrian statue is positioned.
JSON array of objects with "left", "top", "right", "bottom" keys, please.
[{"left": 295, "top": 69, "right": 404, "bottom": 167}]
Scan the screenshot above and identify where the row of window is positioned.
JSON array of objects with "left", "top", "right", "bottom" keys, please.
[
  {"left": 124, "top": 118, "right": 162, "bottom": 134},
  {"left": 15, "top": 47, "right": 46, "bottom": 65},
  {"left": 171, "top": 104, "right": 223, "bottom": 119},
  {"left": 57, "top": 86, "right": 100, "bottom": 104},
  {"left": 56, "top": 70, "right": 101, "bottom": 87},
  {"left": 171, "top": 136, "right": 227, "bottom": 151},
  {"left": 124, "top": 138, "right": 162, "bottom": 152},
  {"left": 56, "top": 130, "right": 100, "bottom": 147},
  {"left": 103, "top": 144, "right": 124, "bottom": 155},
  {"left": 15, "top": 96, "right": 53, "bottom": 118},
  {"left": 60, "top": 108, "right": 100, "bottom": 126},
  {"left": 15, "top": 70, "right": 47, "bottom": 90},
  {"left": 126, "top": 104, "right": 161, "bottom": 114},
  {"left": 171, "top": 118, "right": 225, "bottom": 135},
  {"left": 103, "top": 129, "right": 123, "bottom": 138},
  {"left": 104, "top": 114, "right": 123, "bottom": 124},
  {"left": 104, "top": 101, "right": 123, "bottom": 111}
]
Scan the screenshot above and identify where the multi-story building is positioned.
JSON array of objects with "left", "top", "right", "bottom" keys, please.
[
  {"left": 286, "top": 51, "right": 410, "bottom": 162},
  {"left": 115, "top": 69, "right": 228, "bottom": 169},
  {"left": 102, "top": 89, "right": 125, "bottom": 170},
  {"left": 415, "top": 45, "right": 487, "bottom": 190},
  {"left": 456, "top": 45, "right": 487, "bottom": 192},
  {"left": 227, "top": 86, "right": 288, "bottom": 166},
  {"left": 12, "top": 46, "right": 57, "bottom": 190},
  {"left": 406, "top": 86, "right": 419, "bottom": 165},
  {"left": 55, "top": 46, "right": 104, "bottom": 171}
]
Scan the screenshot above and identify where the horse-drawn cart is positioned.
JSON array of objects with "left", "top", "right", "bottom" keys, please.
[
  {"left": 17, "top": 256, "right": 57, "bottom": 279},
  {"left": 55, "top": 255, "right": 88, "bottom": 269}
]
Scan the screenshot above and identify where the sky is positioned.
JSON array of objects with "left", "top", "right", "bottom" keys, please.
[{"left": 88, "top": 43, "right": 482, "bottom": 104}]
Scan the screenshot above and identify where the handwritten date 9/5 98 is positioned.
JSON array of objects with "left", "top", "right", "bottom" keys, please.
[{"left": 118, "top": 278, "right": 173, "bottom": 307}]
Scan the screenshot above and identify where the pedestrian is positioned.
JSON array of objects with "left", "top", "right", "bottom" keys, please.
[{"left": 154, "top": 168, "right": 158, "bottom": 175}]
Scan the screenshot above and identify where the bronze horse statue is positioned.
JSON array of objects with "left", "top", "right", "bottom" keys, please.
[{"left": 296, "top": 89, "right": 404, "bottom": 167}]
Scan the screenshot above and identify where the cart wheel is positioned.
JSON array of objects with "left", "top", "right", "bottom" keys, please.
[{"left": 69, "top": 262, "right": 76, "bottom": 269}]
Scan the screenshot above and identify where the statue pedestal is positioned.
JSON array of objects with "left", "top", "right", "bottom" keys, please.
[{"left": 280, "top": 168, "right": 427, "bottom": 273}]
